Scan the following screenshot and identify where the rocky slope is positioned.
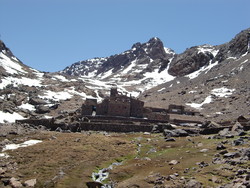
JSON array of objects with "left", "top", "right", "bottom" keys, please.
[
  {"left": 61, "top": 37, "right": 176, "bottom": 96},
  {"left": 0, "top": 40, "right": 97, "bottom": 123},
  {"left": 60, "top": 28, "right": 250, "bottom": 122},
  {"left": 141, "top": 28, "right": 250, "bottom": 122}
]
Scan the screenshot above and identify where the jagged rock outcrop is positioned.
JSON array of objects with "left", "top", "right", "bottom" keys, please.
[
  {"left": 61, "top": 37, "right": 175, "bottom": 79},
  {"left": 168, "top": 45, "right": 216, "bottom": 76},
  {"left": 0, "top": 40, "right": 14, "bottom": 58},
  {"left": 62, "top": 28, "right": 250, "bottom": 80}
]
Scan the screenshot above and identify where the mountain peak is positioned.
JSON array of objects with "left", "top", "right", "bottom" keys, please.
[{"left": 0, "top": 40, "right": 14, "bottom": 57}]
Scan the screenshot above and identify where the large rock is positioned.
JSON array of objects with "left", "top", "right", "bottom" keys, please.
[
  {"left": 29, "top": 97, "right": 47, "bottom": 105},
  {"left": 163, "top": 130, "right": 178, "bottom": 137},
  {"left": 168, "top": 45, "right": 215, "bottom": 76},
  {"left": 173, "top": 129, "right": 189, "bottom": 137},
  {"left": 185, "top": 179, "right": 202, "bottom": 188},
  {"left": 163, "top": 129, "right": 188, "bottom": 137},
  {"left": 35, "top": 105, "right": 50, "bottom": 114},
  {"left": 24, "top": 179, "right": 37, "bottom": 187},
  {"left": 218, "top": 128, "right": 231, "bottom": 137},
  {"left": 9, "top": 177, "right": 22, "bottom": 188}
]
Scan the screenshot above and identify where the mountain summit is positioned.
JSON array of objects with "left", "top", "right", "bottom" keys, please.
[{"left": 62, "top": 37, "right": 175, "bottom": 78}]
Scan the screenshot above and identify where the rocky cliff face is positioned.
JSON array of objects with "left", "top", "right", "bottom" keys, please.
[
  {"left": 62, "top": 28, "right": 250, "bottom": 79},
  {"left": 0, "top": 40, "right": 14, "bottom": 58},
  {"left": 141, "top": 28, "right": 250, "bottom": 122},
  {"left": 168, "top": 45, "right": 217, "bottom": 76},
  {"left": 169, "top": 28, "right": 250, "bottom": 76},
  {"left": 62, "top": 37, "right": 175, "bottom": 78}
]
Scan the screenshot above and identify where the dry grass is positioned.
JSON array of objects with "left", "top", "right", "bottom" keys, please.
[{"left": 2, "top": 131, "right": 249, "bottom": 187}]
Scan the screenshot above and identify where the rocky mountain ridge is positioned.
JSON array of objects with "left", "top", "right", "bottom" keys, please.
[
  {"left": 141, "top": 28, "right": 250, "bottom": 122},
  {"left": 61, "top": 28, "right": 250, "bottom": 97}
]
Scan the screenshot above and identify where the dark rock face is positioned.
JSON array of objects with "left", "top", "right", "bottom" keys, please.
[
  {"left": 61, "top": 28, "right": 250, "bottom": 80},
  {"left": 35, "top": 105, "right": 50, "bottom": 114},
  {"left": 168, "top": 45, "right": 215, "bottom": 76},
  {"left": 0, "top": 40, "right": 14, "bottom": 57},
  {"left": 215, "top": 28, "right": 250, "bottom": 62},
  {"left": 61, "top": 37, "right": 175, "bottom": 78}
]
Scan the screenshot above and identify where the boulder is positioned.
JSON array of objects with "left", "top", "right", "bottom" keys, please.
[
  {"left": 24, "top": 179, "right": 37, "bottom": 187},
  {"left": 223, "top": 152, "right": 241, "bottom": 158},
  {"left": 35, "top": 105, "right": 50, "bottom": 114},
  {"left": 163, "top": 129, "right": 188, "bottom": 137},
  {"left": 169, "top": 160, "right": 179, "bottom": 165},
  {"left": 165, "top": 138, "right": 176, "bottom": 142},
  {"left": 201, "top": 121, "right": 221, "bottom": 128},
  {"left": 151, "top": 125, "right": 160, "bottom": 133},
  {"left": 231, "top": 122, "right": 243, "bottom": 132},
  {"left": 9, "top": 177, "right": 22, "bottom": 188},
  {"left": 173, "top": 129, "right": 189, "bottom": 137},
  {"left": 29, "top": 97, "right": 47, "bottom": 105},
  {"left": 216, "top": 143, "right": 226, "bottom": 150},
  {"left": 185, "top": 179, "right": 202, "bottom": 188},
  {"left": 163, "top": 130, "right": 177, "bottom": 137},
  {"left": 218, "top": 128, "right": 231, "bottom": 137},
  {"left": 233, "top": 138, "right": 244, "bottom": 146}
]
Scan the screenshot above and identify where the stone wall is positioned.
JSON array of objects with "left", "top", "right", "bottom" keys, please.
[
  {"left": 107, "top": 96, "right": 131, "bottom": 117},
  {"left": 130, "top": 98, "right": 144, "bottom": 118},
  {"left": 168, "top": 104, "right": 185, "bottom": 114},
  {"left": 79, "top": 122, "right": 153, "bottom": 132},
  {"left": 82, "top": 99, "right": 97, "bottom": 116}
]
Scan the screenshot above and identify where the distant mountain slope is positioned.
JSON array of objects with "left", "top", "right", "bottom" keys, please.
[
  {"left": 140, "top": 28, "right": 250, "bottom": 122},
  {"left": 61, "top": 37, "right": 176, "bottom": 96},
  {"left": 0, "top": 40, "right": 96, "bottom": 123},
  {"left": 61, "top": 28, "right": 250, "bottom": 122}
]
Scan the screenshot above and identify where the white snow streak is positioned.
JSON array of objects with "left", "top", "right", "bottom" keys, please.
[
  {"left": 39, "top": 90, "right": 73, "bottom": 101},
  {"left": 186, "top": 96, "right": 213, "bottom": 109},
  {"left": 0, "top": 76, "right": 42, "bottom": 89},
  {"left": 18, "top": 103, "right": 36, "bottom": 111},
  {"left": 197, "top": 45, "right": 219, "bottom": 57},
  {"left": 0, "top": 53, "right": 27, "bottom": 75},
  {"left": 2, "top": 140, "right": 42, "bottom": 151},
  {"left": 52, "top": 75, "right": 69, "bottom": 82},
  {"left": 0, "top": 111, "right": 26, "bottom": 123},
  {"left": 186, "top": 87, "right": 235, "bottom": 110},
  {"left": 186, "top": 61, "right": 219, "bottom": 79},
  {"left": 211, "top": 87, "right": 235, "bottom": 97}
]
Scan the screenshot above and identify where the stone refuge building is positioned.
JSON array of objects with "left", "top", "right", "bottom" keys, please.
[
  {"left": 82, "top": 88, "right": 199, "bottom": 121},
  {"left": 82, "top": 88, "right": 144, "bottom": 118}
]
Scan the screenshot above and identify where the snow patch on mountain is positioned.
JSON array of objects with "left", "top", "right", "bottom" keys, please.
[
  {"left": 186, "top": 61, "right": 219, "bottom": 80},
  {"left": 0, "top": 76, "right": 43, "bottom": 89},
  {"left": 211, "top": 87, "right": 235, "bottom": 97},
  {"left": 0, "top": 111, "right": 26, "bottom": 123},
  {"left": 39, "top": 90, "right": 73, "bottom": 102},
  {"left": 186, "top": 87, "right": 235, "bottom": 110},
  {"left": 52, "top": 75, "right": 69, "bottom": 82},
  {"left": 197, "top": 45, "right": 219, "bottom": 57},
  {"left": 0, "top": 52, "right": 27, "bottom": 75},
  {"left": 18, "top": 103, "right": 36, "bottom": 111},
  {"left": 186, "top": 96, "right": 213, "bottom": 110}
]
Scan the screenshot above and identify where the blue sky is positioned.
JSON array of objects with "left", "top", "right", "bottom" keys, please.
[{"left": 0, "top": 0, "right": 249, "bottom": 72}]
